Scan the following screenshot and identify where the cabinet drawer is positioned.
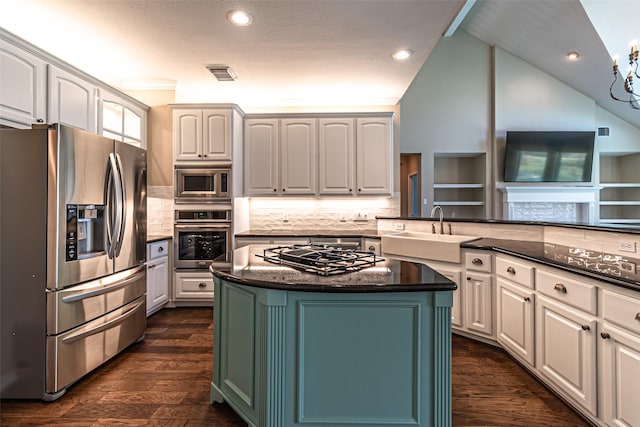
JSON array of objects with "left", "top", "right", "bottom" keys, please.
[
  {"left": 602, "top": 290, "right": 640, "bottom": 335},
  {"left": 536, "top": 269, "right": 597, "bottom": 315},
  {"left": 496, "top": 256, "right": 534, "bottom": 289},
  {"left": 175, "top": 273, "right": 214, "bottom": 300},
  {"left": 464, "top": 251, "right": 492, "bottom": 273},
  {"left": 148, "top": 240, "right": 169, "bottom": 260}
]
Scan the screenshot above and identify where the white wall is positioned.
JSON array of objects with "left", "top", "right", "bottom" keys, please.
[{"left": 399, "top": 31, "right": 492, "bottom": 217}]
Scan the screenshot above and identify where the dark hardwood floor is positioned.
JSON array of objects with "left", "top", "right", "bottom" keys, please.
[{"left": 1, "top": 308, "right": 590, "bottom": 426}]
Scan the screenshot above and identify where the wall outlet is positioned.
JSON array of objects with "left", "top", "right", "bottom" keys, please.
[
  {"left": 393, "top": 223, "right": 405, "bottom": 231},
  {"left": 339, "top": 211, "right": 347, "bottom": 222},
  {"left": 282, "top": 212, "right": 289, "bottom": 223},
  {"left": 620, "top": 261, "right": 637, "bottom": 274},
  {"left": 354, "top": 212, "right": 369, "bottom": 222},
  {"left": 619, "top": 241, "right": 636, "bottom": 253}
]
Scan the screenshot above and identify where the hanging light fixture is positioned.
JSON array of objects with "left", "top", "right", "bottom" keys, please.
[{"left": 610, "top": 43, "right": 639, "bottom": 109}]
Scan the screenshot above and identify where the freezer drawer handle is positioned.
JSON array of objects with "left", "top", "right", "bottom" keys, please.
[
  {"left": 61, "top": 299, "right": 144, "bottom": 344},
  {"left": 62, "top": 268, "right": 146, "bottom": 303}
]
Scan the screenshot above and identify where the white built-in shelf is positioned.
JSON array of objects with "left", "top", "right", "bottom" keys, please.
[
  {"left": 433, "top": 201, "right": 485, "bottom": 206},
  {"left": 599, "top": 183, "right": 640, "bottom": 188},
  {"left": 433, "top": 183, "right": 485, "bottom": 189}
]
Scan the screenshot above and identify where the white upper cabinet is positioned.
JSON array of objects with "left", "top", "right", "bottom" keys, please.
[
  {"left": 244, "top": 113, "right": 393, "bottom": 197},
  {"left": 356, "top": 117, "right": 392, "bottom": 195},
  {"left": 0, "top": 40, "right": 46, "bottom": 127},
  {"left": 244, "top": 118, "right": 279, "bottom": 195},
  {"left": 100, "top": 89, "right": 146, "bottom": 147},
  {"left": 48, "top": 65, "right": 98, "bottom": 133},
  {"left": 318, "top": 118, "right": 354, "bottom": 195},
  {"left": 280, "top": 118, "right": 316, "bottom": 195},
  {"left": 174, "top": 108, "right": 232, "bottom": 162}
]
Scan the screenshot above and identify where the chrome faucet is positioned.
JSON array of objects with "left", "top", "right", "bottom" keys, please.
[{"left": 430, "top": 205, "right": 444, "bottom": 234}]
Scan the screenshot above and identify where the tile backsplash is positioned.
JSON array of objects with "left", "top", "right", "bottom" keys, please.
[
  {"left": 248, "top": 196, "right": 400, "bottom": 231},
  {"left": 147, "top": 186, "right": 173, "bottom": 236}
]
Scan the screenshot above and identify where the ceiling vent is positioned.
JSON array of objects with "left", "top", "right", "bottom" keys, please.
[{"left": 206, "top": 65, "right": 237, "bottom": 81}]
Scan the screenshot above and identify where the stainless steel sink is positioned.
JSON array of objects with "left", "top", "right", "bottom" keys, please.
[{"left": 381, "top": 231, "right": 480, "bottom": 263}]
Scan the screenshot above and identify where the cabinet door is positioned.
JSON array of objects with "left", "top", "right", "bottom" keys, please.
[
  {"left": 48, "top": 66, "right": 97, "bottom": 132},
  {"left": 100, "top": 89, "right": 146, "bottom": 148},
  {"left": 463, "top": 271, "right": 493, "bottom": 336},
  {"left": 601, "top": 323, "right": 640, "bottom": 427},
  {"left": 434, "top": 265, "right": 463, "bottom": 328},
  {"left": 536, "top": 295, "right": 597, "bottom": 414},
  {"left": 318, "top": 118, "right": 354, "bottom": 195},
  {"left": 174, "top": 109, "right": 202, "bottom": 161},
  {"left": 497, "top": 278, "right": 534, "bottom": 366},
  {"left": 0, "top": 40, "right": 46, "bottom": 127},
  {"left": 203, "top": 109, "right": 231, "bottom": 161},
  {"left": 355, "top": 117, "right": 391, "bottom": 195},
  {"left": 146, "top": 257, "right": 169, "bottom": 316},
  {"left": 244, "top": 119, "right": 279, "bottom": 195},
  {"left": 281, "top": 118, "right": 316, "bottom": 194}
]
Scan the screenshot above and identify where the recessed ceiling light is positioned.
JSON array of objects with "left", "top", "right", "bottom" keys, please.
[
  {"left": 227, "top": 10, "right": 253, "bottom": 26},
  {"left": 392, "top": 49, "right": 413, "bottom": 61},
  {"left": 566, "top": 51, "right": 580, "bottom": 61}
]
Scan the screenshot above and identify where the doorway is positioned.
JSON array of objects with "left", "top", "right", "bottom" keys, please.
[{"left": 400, "top": 153, "right": 422, "bottom": 217}]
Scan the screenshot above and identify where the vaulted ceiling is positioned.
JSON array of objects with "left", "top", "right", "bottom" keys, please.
[{"left": 0, "top": 0, "right": 638, "bottom": 127}]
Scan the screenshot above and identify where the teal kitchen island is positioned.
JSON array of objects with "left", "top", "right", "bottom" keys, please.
[{"left": 210, "top": 245, "right": 457, "bottom": 427}]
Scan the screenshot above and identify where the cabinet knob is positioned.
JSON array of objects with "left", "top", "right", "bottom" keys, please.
[
  {"left": 282, "top": 188, "right": 286, "bottom": 192},
  {"left": 198, "top": 154, "right": 202, "bottom": 157},
  {"left": 472, "top": 258, "right": 483, "bottom": 265},
  {"left": 506, "top": 266, "right": 516, "bottom": 274},
  {"left": 601, "top": 332, "right": 611, "bottom": 339},
  {"left": 524, "top": 297, "right": 531, "bottom": 302},
  {"left": 554, "top": 283, "right": 567, "bottom": 293},
  {"left": 36, "top": 118, "right": 44, "bottom": 123},
  {"left": 635, "top": 313, "right": 640, "bottom": 321},
  {"left": 581, "top": 324, "right": 590, "bottom": 331},
  {"left": 466, "top": 277, "right": 471, "bottom": 281},
  {"left": 349, "top": 188, "right": 352, "bottom": 192},
  {"left": 198, "top": 282, "right": 207, "bottom": 289},
  {"left": 147, "top": 264, "right": 156, "bottom": 269},
  {"left": 273, "top": 188, "right": 277, "bottom": 192},
  {"left": 203, "top": 154, "right": 207, "bottom": 157},
  {"left": 358, "top": 188, "right": 362, "bottom": 192},
  {"left": 368, "top": 246, "right": 376, "bottom": 251},
  {"left": 157, "top": 247, "right": 164, "bottom": 252}
]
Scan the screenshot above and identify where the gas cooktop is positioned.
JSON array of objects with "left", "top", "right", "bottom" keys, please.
[{"left": 256, "top": 244, "right": 383, "bottom": 276}]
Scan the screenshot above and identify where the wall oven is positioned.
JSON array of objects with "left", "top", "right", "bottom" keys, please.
[
  {"left": 175, "top": 167, "right": 230, "bottom": 203},
  {"left": 174, "top": 207, "right": 231, "bottom": 270}
]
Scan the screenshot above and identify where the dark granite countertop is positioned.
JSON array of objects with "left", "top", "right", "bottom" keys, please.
[
  {"left": 235, "top": 229, "right": 380, "bottom": 239},
  {"left": 210, "top": 245, "right": 456, "bottom": 293},
  {"left": 147, "top": 235, "right": 173, "bottom": 243},
  {"left": 463, "top": 238, "right": 640, "bottom": 292}
]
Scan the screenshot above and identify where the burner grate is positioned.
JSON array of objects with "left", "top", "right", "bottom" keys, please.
[{"left": 256, "top": 244, "right": 383, "bottom": 276}]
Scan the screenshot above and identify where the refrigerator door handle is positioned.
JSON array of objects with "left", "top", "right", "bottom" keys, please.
[
  {"left": 114, "top": 153, "right": 127, "bottom": 257},
  {"left": 61, "top": 266, "right": 146, "bottom": 304},
  {"left": 105, "top": 153, "right": 123, "bottom": 259},
  {"left": 60, "top": 299, "right": 144, "bottom": 344}
]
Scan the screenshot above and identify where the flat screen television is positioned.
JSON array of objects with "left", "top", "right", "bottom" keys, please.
[{"left": 503, "top": 131, "right": 595, "bottom": 183}]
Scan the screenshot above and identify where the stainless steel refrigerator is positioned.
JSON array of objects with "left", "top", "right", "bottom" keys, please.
[{"left": 0, "top": 124, "right": 147, "bottom": 400}]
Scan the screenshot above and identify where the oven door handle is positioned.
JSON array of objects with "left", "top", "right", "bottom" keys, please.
[
  {"left": 175, "top": 224, "right": 230, "bottom": 229},
  {"left": 61, "top": 266, "right": 146, "bottom": 303}
]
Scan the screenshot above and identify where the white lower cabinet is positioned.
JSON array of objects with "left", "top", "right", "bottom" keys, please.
[
  {"left": 600, "top": 288, "right": 640, "bottom": 427},
  {"left": 463, "top": 271, "right": 493, "bottom": 337},
  {"left": 536, "top": 294, "right": 597, "bottom": 415},
  {"left": 426, "top": 262, "right": 463, "bottom": 328},
  {"left": 174, "top": 270, "right": 214, "bottom": 303},
  {"left": 496, "top": 277, "right": 535, "bottom": 366},
  {"left": 146, "top": 240, "right": 170, "bottom": 316}
]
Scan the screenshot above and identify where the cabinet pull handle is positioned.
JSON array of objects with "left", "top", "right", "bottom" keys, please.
[
  {"left": 524, "top": 297, "right": 531, "bottom": 302},
  {"left": 36, "top": 118, "right": 44, "bottom": 123},
  {"left": 601, "top": 332, "right": 611, "bottom": 339},
  {"left": 635, "top": 313, "right": 640, "bottom": 321},
  {"left": 198, "top": 282, "right": 207, "bottom": 289},
  {"left": 472, "top": 258, "right": 483, "bottom": 265},
  {"left": 506, "top": 266, "right": 516, "bottom": 274},
  {"left": 554, "top": 283, "right": 567, "bottom": 293},
  {"left": 148, "top": 264, "right": 156, "bottom": 269},
  {"left": 581, "top": 324, "right": 590, "bottom": 331}
]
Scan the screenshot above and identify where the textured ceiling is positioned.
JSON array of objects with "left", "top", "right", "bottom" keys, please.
[
  {"left": 0, "top": 0, "right": 464, "bottom": 110},
  {"left": 0, "top": 0, "right": 638, "bottom": 128}
]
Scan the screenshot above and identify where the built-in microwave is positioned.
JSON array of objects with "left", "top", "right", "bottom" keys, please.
[{"left": 175, "top": 167, "right": 230, "bottom": 202}]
